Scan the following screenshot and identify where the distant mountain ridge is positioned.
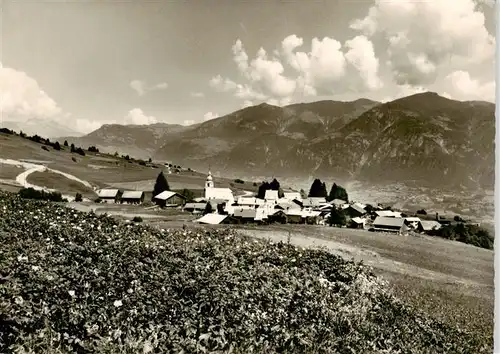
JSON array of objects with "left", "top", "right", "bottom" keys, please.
[{"left": 62, "top": 93, "right": 494, "bottom": 190}]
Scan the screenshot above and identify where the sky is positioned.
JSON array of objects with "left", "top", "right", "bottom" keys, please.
[{"left": 0, "top": 0, "right": 497, "bottom": 135}]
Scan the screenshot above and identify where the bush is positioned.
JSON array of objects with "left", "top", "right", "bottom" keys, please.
[
  {"left": 138, "top": 160, "right": 146, "bottom": 166},
  {"left": 75, "top": 193, "right": 83, "bottom": 202},
  {"left": 88, "top": 146, "right": 99, "bottom": 153},
  {"left": 52, "top": 141, "right": 61, "bottom": 151},
  {"left": 18, "top": 187, "right": 65, "bottom": 202},
  {"left": 132, "top": 216, "right": 143, "bottom": 223},
  {"left": 0, "top": 128, "right": 14, "bottom": 134},
  {"left": 75, "top": 147, "right": 86, "bottom": 156},
  {"left": 41, "top": 146, "right": 50, "bottom": 151},
  {"left": 234, "top": 178, "right": 245, "bottom": 184},
  {"left": 417, "top": 209, "right": 427, "bottom": 215},
  {"left": 0, "top": 192, "right": 492, "bottom": 353},
  {"left": 71, "top": 157, "right": 77, "bottom": 163},
  {"left": 429, "top": 223, "right": 494, "bottom": 250}
]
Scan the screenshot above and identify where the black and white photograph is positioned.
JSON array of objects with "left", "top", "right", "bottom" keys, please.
[{"left": 0, "top": 0, "right": 497, "bottom": 352}]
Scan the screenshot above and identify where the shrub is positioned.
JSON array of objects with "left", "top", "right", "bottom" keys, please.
[
  {"left": 132, "top": 216, "right": 143, "bottom": 223},
  {"left": 52, "top": 141, "right": 61, "bottom": 151},
  {"left": 0, "top": 128, "right": 14, "bottom": 134},
  {"left": 18, "top": 187, "right": 65, "bottom": 202},
  {"left": 0, "top": 192, "right": 492, "bottom": 354},
  {"left": 71, "top": 157, "right": 77, "bottom": 163},
  {"left": 234, "top": 178, "right": 244, "bottom": 184},
  {"left": 64, "top": 140, "right": 69, "bottom": 147},
  {"left": 429, "top": 223, "right": 494, "bottom": 250},
  {"left": 417, "top": 209, "right": 427, "bottom": 215},
  {"left": 75, "top": 193, "right": 83, "bottom": 202},
  {"left": 75, "top": 147, "right": 86, "bottom": 156},
  {"left": 138, "top": 160, "right": 146, "bottom": 166}
]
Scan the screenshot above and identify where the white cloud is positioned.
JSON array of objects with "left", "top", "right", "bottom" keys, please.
[
  {"left": 183, "top": 119, "right": 195, "bottom": 126},
  {"left": 190, "top": 92, "right": 205, "bottom": 98},
  {"left": 130, "top": 80, "right": 168, "bottom": 96},
  {"left": 444, "top": 70, "right": 495, "bottom": 102},
  {"left": 130, "top": 80, "right": 146, "bottom": 96},
  {"left": 350, "top": 0, "right": 495, "bottom": 85},
  {"left": 0, "top": 63, "right": 62, "bottom": 121},
  {"left": 344, "top": 35, "right": 383, "bottom": 90},
  {"left": 123, "top": 108, "right": 158, "bottom": 125},
  {"left": 203, "top": 112, "right": 219, "bottom": 121}
]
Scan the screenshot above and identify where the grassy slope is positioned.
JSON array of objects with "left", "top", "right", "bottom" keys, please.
[
  {"left": 0, "top": 133, "right": 259, "bottom": 195},
  {"left": 0, "top": 194, "right": 492, "bottom": 353},
  {"left": 235, "top": 224, "right": 494, "bottom": 338}
]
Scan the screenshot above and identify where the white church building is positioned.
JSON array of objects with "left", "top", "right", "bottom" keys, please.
[{"left": 204, "top": 171, "right": 234, "bottom": 204}]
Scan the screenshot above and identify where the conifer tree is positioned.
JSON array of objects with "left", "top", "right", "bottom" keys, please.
[{"left": 152, "top": 171, "right": 170, "bottom": 198}]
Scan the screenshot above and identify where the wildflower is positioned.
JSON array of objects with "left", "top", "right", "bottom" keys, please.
[
  {"left": 113, "top": 300, "right": 123, "bottom": 307},
  {"left": 68, "top": 290, "right": 76, "bottom": 297}
]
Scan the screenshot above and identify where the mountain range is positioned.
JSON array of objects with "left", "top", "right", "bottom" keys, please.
[{"left": 58, "top": 92, "right": 494, "bottom": 190}]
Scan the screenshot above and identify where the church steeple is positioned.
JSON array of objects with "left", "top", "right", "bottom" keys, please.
[{"left": 205, "top": 168, "right": 214, "bottom": 188}]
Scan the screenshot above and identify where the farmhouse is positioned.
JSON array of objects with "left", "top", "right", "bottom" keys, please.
[
  {"left": 97, "top": 189, "right": 122, "bottom": 203},
  {"left": 403, "top": 217, "right": 421, "bottom": 230},
  {"left": 350, "top": 217, "right": 365, "bottom": 229},
  {"left": 267, "top": 210, "right": 287, "bottom": 224},
  {"left": 153, "top": 191, "right": 186, "bottom": 207},
  {"left": 344, "top": 204, "right": 366, "bottom": 218},
  {"left": 120, "top": 191, "right": 145, "bottom": 204},
  {"left": 374, "top": 210, "right": 402, "bottom": 218},
  {"left": 204, "top": 171, "right": 234, "bottom": 203},
  {"left": 417, "top": 220, "right": 442, "bottom": 233},
  {"left": 373, "top": 216, "right": 405, "bottom": 232},
  {"left": 302, "top": 197, "right": 327, "bottom": 209},
  {"left": 183, "top": 202, "right": 207, "bottom": 213}
]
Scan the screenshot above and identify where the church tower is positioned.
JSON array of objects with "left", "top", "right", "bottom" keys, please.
[{"left": 205, "top": 170, "right": 214, "bottom": 189}]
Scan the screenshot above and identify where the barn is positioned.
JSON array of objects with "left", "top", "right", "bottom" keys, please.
[
  {"left": 153, "top": 191, "right": 186, "bottom": 207},
  {"left": 97, "top": 189, "right": 122, "bottom": 203},
  {"left": 120, "top": 191, "right": 145, "bottom": 204}
]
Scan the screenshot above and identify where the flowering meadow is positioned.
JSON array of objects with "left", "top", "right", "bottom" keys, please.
[{"left": 0, "top": 192, "right": 491, "bottom": 353}]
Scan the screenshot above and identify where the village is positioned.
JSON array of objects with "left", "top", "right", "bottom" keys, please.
[{"left": 93, "top": 168, "right": 468, "bottom": 236}]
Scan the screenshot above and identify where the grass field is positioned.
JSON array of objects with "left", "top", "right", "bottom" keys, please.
[
  {"left": 0, "top": 133, "right": 259, "bottom": 195},
  {"left": 27, "top": 171, "right": 97, "bottom": 199},
  {"left": 0, "top": 164, "right": 23, "bottom": 180},
  {"left": 233, "top": 224, "right": 494, "bottom": 338}
]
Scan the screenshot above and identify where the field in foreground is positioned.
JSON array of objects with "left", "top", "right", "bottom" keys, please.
[{"left": 0, "top": 193, "right": 492, "bottom": 354}]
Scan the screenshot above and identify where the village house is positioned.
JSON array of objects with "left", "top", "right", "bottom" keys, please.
[
  {"left": 417, "top": 220, "right": 442, "bottom": 233},
  {"left": 120, "top": 191, "right": 145, "bottom": 204},
  {"left": 372, "top": 216, "right": 405, "bottom": 233},
  {"left": 374, "top": 210, "right": 402, "bottom": 218},
  {"left": 264, "top": 190, "right": 279, "bottom": 203},
  {"left": 97, "top": 189, "right": 122, "bottom": 203},
  {"left": 183, "top": 202, "right": 207, "bottom": 214},
  {"left": 302, "top": 197, "right": 328, "bottom": 209},
  {"left": 153, "top": 191, "right": 186, "bottom": 208},
  {"left": 204, "top": 171, "right": 234, "bottom": 204},
  {"left": 403, "top": 217, "right": 421, "bottom": 230},
  {"left": 350, "top": 217, "right": 366, "bottom": 229},
  {"left": 344, "top": 204, "right": 366, "bottom": 218},
  {"left": 267, "top": 210, "right": 287, "bottom": 224}
]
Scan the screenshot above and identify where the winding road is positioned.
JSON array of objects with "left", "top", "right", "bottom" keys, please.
[{"left": 0, "top": 158, "right": 94, "bottom": 201}]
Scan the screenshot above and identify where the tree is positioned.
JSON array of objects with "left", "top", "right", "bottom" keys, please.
[
  {"left": 328, "top": 183, "right": 349, "bottom": 202},
  {"left": 75, "top": 193, "right": 83, "bottom": 202},
  {"left": 70, "top": 143, "right": 75, "bottom": 153},
  {"left": 204, "top": 202, "right": 213, "bottom": 215},
  {"left": 148, "top": 158, "right": 152, "bottom": 163},
  {"left": 152, "top": 171, "right": 170, "bottom": 198},
  {"left": 181, "top": 188, "right": 195, "bottom": 202},
  {"left": 53, "top": 141, "right": 61, "bottom": 151},
  {"left": 329, "top": 207, "right": 347, "bottom": 227},
  {"left": 417, "top": 209, "right": 427, "bottom": 215},
  {"left": 64, "top": 140, "right": 68, "bottom": 147},
  {"left": 308, "top": 179, "right": 327, "bottom": 198},
  {"left": 257, "top": 182, "right": 271, "bottom": 199},
  {"left": 269, "top": 178, "right": 284, "bottom": 198}
]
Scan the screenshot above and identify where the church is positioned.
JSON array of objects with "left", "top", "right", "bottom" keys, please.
[{"left": 204, "top": 170, "right": 234, "bottom": 204}]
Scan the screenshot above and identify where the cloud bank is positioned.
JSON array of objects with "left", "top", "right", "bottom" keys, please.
[
  {"left": 130, "top": 80, "right": 169, "bottom": 96},
  {"left": 209, "top": 0, "right": 495, "bottom": 106}
]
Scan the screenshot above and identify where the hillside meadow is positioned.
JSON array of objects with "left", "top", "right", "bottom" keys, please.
[{"left": 0, "top": 192, "right": 493, "bottom": 353}]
